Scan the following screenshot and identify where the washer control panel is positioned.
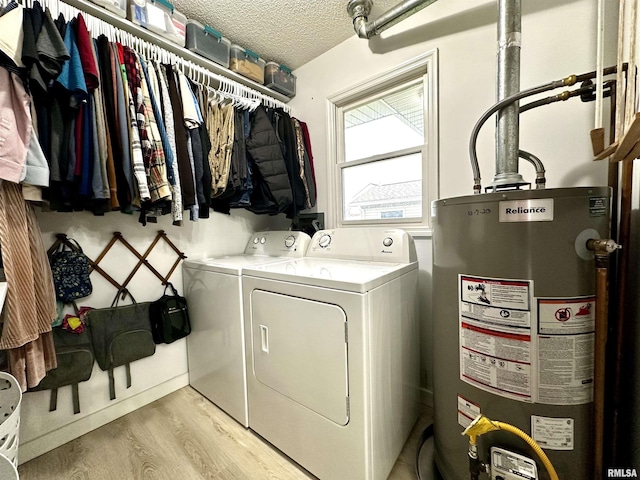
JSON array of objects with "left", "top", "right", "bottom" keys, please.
[{"left": 244, "top": 231, "right": 311, "bottom": 256}]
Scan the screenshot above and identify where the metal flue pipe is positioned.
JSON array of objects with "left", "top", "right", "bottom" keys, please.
[
  {"left": 347, "top": 0, "right": 438, "bottom": 39},
  {"left": 491, "top": 0, "right": 526, "bottom": 190}
]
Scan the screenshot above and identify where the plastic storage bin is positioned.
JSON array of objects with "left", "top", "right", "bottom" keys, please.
[
  {"left": 265, "top": 62, "right": 296, "bottom": 97},
  {"left": 129, "top": 0, "right": 187, "bottom": 47},
  {"left": 88, "top": 0, "right": 126, "bottom": 17},
  {"left": 186, "top": 21, "right": 231, "bottom": 68},
  {"left": 229, "top": 45, "right": 265, "bottom": 84},
  {"left": 0, "top": 372, "right": 21, "bottom": 466}
]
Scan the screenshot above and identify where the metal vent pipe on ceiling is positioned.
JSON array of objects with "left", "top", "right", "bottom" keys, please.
[{"left": 347, "top": 0, "right": 439, "bottom": 39}]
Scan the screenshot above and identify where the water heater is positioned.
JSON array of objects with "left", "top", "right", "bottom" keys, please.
[{"left": 432, "top": 187, "right": 610, "bottom": 480}]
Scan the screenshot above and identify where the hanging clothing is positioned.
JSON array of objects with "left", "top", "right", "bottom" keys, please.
[
  {"left": 74, "top": 14, "right": 99, "bottom": 89},
  {"left": 268, "top": 108, "right": 305, "bottom": 219},
  {"left": 0, "top": 69, "right": 31, "bottom": 183},
  {"left": 165, "top": 64, "right": 195, "bottom": 208},
  {"left": 207, "top": 99, "right": 235, "bottom": 198},
  {"left": 119, "top": 44, "right": 148, "bottom": 205},
  {"left": 211, "top": 107, "right": 250, "bottom": 213},
  {"left": 185, "top": 135, "right": 199, "bottom": 221},
  {"left": 299, "top": 120, "right": 317, "bottom": 196},
  {"left": 192, "top": 82, "right": 212, "bottom": 218},
  {"left": 0, "top": 181, "right": 57, "bottom": 391},
  {"left": 91, "top": 38, "right": 111, "bottom": 205},
  {"left": 3, "top": 1, "right": 315, "bottom": 227},
  {"left": 23, "top": 3, "right": 68, "bottom": 179},
  {"left": 136, "top": 53, "right": 171, "bottom": 203},
  {"left": 57, "top": 18, "right": 86, "bottom": 108},
  {"left": 0, "top": 1, "right": 25, "bottom": 68},
  {"left": 177, "top": 70, "right": 202, "bottom": 221},
  {"left": 96, "top": 35, "right": 121, "bottom": 210},
  {"left": 111, "top": 42, "right": 135, "bottom": 210},
  {"left": 292, "top": 118, "right": 316, "bottom": 209},
  {"left": 245, "top": 106, "right": 292, "bottom": 215},
  {"left": 150, "top": 59, "right": 182, "bottom": 225},
  {"left": 22, "top": 130, "right": 50, "bottom": 188}
]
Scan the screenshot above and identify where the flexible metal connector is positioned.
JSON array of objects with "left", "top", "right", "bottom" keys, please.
[
  {"left": 347, "top": 0, "right": 438, "bottom": 39},
  {"left": 518, "top": 149, "right": 546, "bottom": 189},
  {"left": 468, "top": 443, "right": 482, "bottom": 480},
  {"left": 469, "top": 78, "right": 568, "bottom": 194}
]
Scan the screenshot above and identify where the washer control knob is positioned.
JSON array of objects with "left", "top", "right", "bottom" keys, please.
[
  {"left": 284, "top": 235, "right": 296, "bottom": 248},
  {"left": 318, "top": 234, "right": 332, "bottom": 248},
  {"left": 253, "top": 237, "right": 259, "bottom": 244},
  {"left": 260, "top": 237, "right": 266, "bottom": 244},
  {"left": 383, "top": 237, "right": 393, "bottom": 247}
]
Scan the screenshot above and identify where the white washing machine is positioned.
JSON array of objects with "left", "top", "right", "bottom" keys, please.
[
  {"left": 242, "top": 228, "right": 420, "bottom": 480},
  {"left": 182, "top": 231, "right": 310, "bottom": 427}
]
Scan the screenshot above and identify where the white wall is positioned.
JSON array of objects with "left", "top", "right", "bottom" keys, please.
[
  {"left": 290, "top": 0, "right": 618, "bottom": 399},
  {"left": 20, "top": 209, "right": 288, "bottom": 463}
]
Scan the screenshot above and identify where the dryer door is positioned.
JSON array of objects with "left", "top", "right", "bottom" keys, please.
[{"left": 250, "top": 290, "right": 349, "bottom": 425}]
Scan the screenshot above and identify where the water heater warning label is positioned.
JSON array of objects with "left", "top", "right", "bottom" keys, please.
[
  {"left": 457, "top": 395, "right": 481, "bottom": 428},
  {"left": 459, "top": 275, "right": 533, "bottom": 402},
  {"left": 536, "top": 297, "right": 595, "bottom": 405}
]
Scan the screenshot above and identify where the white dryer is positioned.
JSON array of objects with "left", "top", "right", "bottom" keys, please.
[
  {"left": 242, "top": 228, "right": 420, "bottom": 480},
  {"left": 182, "top": 231, "right": 310, "bottom": 427}
]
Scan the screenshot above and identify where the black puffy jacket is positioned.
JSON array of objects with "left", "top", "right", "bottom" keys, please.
[{"left": 245, "top": 107, "right": 292, "bottom": 215}]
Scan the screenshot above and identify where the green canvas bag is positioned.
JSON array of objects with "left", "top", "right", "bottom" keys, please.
[{"left": 86, "top": 290, "right": 156, "bottom": 400}]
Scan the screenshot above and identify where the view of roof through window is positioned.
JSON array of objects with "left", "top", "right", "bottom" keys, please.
[{"left": 342, "top": 83, "right": 424, "bottom": 221}]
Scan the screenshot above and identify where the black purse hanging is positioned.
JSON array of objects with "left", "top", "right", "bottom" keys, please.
[{"left": 149, "top": 282, "right": 191, "bottom": 344}]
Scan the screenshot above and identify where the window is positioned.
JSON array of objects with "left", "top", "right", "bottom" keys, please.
[{"left": 327, "top": 50, "right": 438, "bottom": 234}]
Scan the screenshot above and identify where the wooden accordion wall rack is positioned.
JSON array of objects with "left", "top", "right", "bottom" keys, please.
[{"left": 47, "top": 231, "right": 187, "bottom": 292}]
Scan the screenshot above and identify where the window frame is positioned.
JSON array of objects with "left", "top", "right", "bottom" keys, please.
[{"left": 326, "top": 49, "right": 439, "bottom": 237}]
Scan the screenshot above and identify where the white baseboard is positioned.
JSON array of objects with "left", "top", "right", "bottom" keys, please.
[{"left": 18, "top": 373, "right": 189, "bottom": 465}]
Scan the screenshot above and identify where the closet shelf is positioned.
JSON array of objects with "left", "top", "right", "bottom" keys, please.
[{"left": 62, "top": 0, "right": 292, "bottom": 103}]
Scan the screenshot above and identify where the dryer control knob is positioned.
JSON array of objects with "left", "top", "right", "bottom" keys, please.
[
  {"left": 318, "top": 234, "right": 332, "bottom": 248},
  {"left": 383, "top": 237, "right": 394, "bottom": 247},
  {"left": 260, "top": 237, "right": 266, "bottom": 244},
  {"left": 253, "top": 237, "right": 259, "bottom": 244},
  {"left": 284, "top": 235, "right": 296, "bottom": 248}
]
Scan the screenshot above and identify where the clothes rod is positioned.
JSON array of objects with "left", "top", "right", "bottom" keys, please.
[{"left": 41, "top": 0, "right": 292, "bottom": 104}]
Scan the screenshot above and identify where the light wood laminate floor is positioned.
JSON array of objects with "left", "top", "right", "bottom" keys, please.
[{"left": 18, "top": 386, "right": 434, "bottom": 480}]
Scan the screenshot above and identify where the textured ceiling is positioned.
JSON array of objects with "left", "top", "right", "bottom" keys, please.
[{"left": 170, "top": 0, "right": 400, "bottom": 70}]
